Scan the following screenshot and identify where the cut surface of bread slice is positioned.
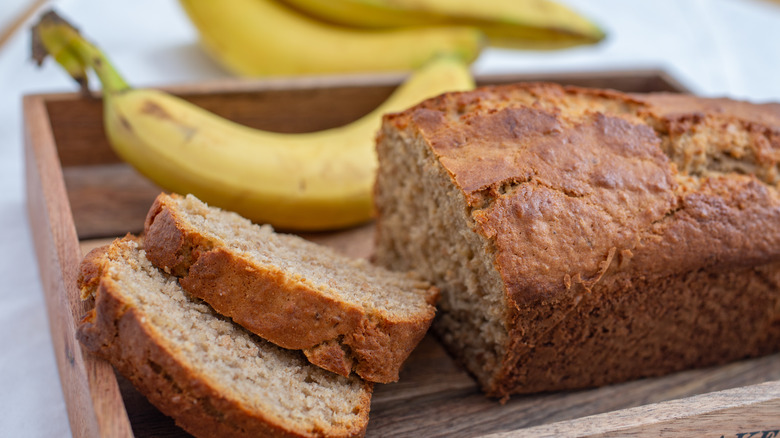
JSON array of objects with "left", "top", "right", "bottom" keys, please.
[
  {"left": 77, "top": 237, "right": 371, "bottom": 438},
  {"left": 143, "top": 193, "right": 439, "bottom": 383}
]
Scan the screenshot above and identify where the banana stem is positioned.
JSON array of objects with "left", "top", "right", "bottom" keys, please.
[{"left": 32, "top": 10, "right": 130, "bottom": 95}]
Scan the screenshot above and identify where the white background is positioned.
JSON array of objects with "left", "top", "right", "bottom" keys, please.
[{"left": 1, "top": 0, "right": 779, "bottom": 436}]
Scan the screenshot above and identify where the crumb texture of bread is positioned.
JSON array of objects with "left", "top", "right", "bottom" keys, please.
[
  {"left": 77, "top": 237, "right": 372, "bottom": 438},
  {"left": 143, "top": 193, "right": 439, "bottom": 383},
  {"left": 373, "top": 82, "right": 780, "bottom": 396}
]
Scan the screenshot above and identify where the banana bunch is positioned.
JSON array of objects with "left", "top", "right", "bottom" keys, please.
[
  {"left": 33, "top": 11, "right": 475, "bottom": 231},
  {"left": 179, "top": 0, "right": 485, "bottom": 77},
  {"left": 280, "top": 0, "right": 605, "bottom": 49},
  {"left": 178, "top": 0, "right": 603, "bottom": 78}
]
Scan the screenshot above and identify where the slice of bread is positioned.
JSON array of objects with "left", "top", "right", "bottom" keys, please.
[
  {"left": 77, "top": 237, "right": 372, "bottom": 438},
  {"left": 143, "top": 193, "right": 439, "bottom": 383}
]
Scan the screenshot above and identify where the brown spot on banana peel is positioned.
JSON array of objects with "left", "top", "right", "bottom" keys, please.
[
  {"left": 119, "top": 116, "right": 133, "bottom": 134},
  {"left": 180, "top": 125, "right": 197, "bottom": 142},
  {"left": 141, "top": 99, "right": 197, "bottom": 141},
  {"left": 142, "top": 100, "right": 173, "bottom": 120}
]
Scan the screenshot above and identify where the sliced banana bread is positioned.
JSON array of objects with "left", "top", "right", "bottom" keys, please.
[
  {"left": 143, "top": 193, "right": 439, "bottom": 383},
  {"left": 373, "top": 82, "right": 780, "bottom": 397},
  {"left": 77, "top": 237, "right": 372, "bottom": 438}
]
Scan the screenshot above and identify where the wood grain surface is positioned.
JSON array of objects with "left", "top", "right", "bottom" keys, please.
[
  {"left": 24, "top": 95, "right": 134, "bottom": 438},
  {"left": 27, "top": 71, "right": 780, "bottom": 438},
  {"left": 492, "top": 381, "right": 780, "bottom": 438}
]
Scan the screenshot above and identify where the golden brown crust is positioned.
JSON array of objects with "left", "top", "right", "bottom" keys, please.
[
  {"left": 380, "top": 82, "right": 780, "bottom": 396},
  {"left": 485, "top": 261, "right": 780, "bottom": 397},
  {"left": 76, "top": 238, "right": 371, "bottom": 438},
  {"left": 144, "top": 193, "right": 438, "bottom": 383},
  {"left": 632, "top": 92, "right": 780, "bottom": 127},
  {"left": 181, "top": 248, "right": 366, "bottom": 350},
  {"left": 144, "top": 199, "right": 214, "bottom": 277},
  {"left": 386, "top": 83, "right": 780, "bottom": 304},
  {"left": 303, "top": 341, "right": 354, "bottom": 377},
  {"left": 77, "top": 244, "right": 110, "bottom": 300}
]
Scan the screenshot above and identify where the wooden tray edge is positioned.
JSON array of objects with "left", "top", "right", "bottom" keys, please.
[
  {"left": 23, "top": 94, "right": 134, "bottom": 438},
  {"left": 23, "top": 68, "right": 691, "bottom": 102},
  {"left": 490, "top": 380, "right": 780, "bottom": 437}
]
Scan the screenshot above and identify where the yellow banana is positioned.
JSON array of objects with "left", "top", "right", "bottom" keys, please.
[
  {"left": 178, "top": 0, "right": 485, "bottom": 77},
  {"left": 281, "top": 0, "right": 605, "bottom": 49},
  {"left": 33, "top": 11, "right": 476, "bottom": 231}
]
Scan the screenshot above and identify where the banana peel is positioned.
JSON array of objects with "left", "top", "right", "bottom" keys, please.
[
  {"left": 32, "top": 10, "right": 476, "bottom": 231},
  {"left": 281, "top": 0, "right": 605, "bottom": 49},
  {"left": 179, "top": 0, "right": 485, "bottom": 77}
]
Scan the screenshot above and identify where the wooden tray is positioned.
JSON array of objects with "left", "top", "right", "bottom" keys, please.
[{"left": 24, "top": 70, "right": 780, "bottom": 438}]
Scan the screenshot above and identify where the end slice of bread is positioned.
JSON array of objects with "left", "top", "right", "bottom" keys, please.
[
  {"left": 77, "top": 236, "right": 372, "bottom": 438},
  {"left": 143, "top": 193, "right": 439, "bottom": 383}
]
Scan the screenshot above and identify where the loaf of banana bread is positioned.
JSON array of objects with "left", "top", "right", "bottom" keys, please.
[{"left": 373, "top": 82, "right": 780, "bottom": 397}]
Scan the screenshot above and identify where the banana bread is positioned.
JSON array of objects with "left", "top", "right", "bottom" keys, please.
[
  {"left": 373, "top": 82, "right": 780, "bottom": 397},
  {"left": 77, "top": 236, "right": 371, "bottom": 437},
  {"left": 143, "top": 193, "right": 439, "bottom": 383}
]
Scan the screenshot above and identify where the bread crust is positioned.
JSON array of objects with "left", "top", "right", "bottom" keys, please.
[
  {"left": 491, "top": 262, "right": 780, "bottom": 396},
  {"left": 144, "top": 193, "right": 438, "bottom": 383},
  {"left": 76, "top": 239, "right": 371, "bottom": 438},
  {"left": 377, "top": 82, "right": 780, "bottom": 396}
]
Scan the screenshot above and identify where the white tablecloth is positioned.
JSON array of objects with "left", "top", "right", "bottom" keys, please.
[{"left": 1, "top": 0, "right": 779, "bottom": 436}]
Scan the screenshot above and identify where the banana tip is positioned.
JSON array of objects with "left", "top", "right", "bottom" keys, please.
[{"left": 31, "top": 9, "right": 80, "bottom": 66}]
